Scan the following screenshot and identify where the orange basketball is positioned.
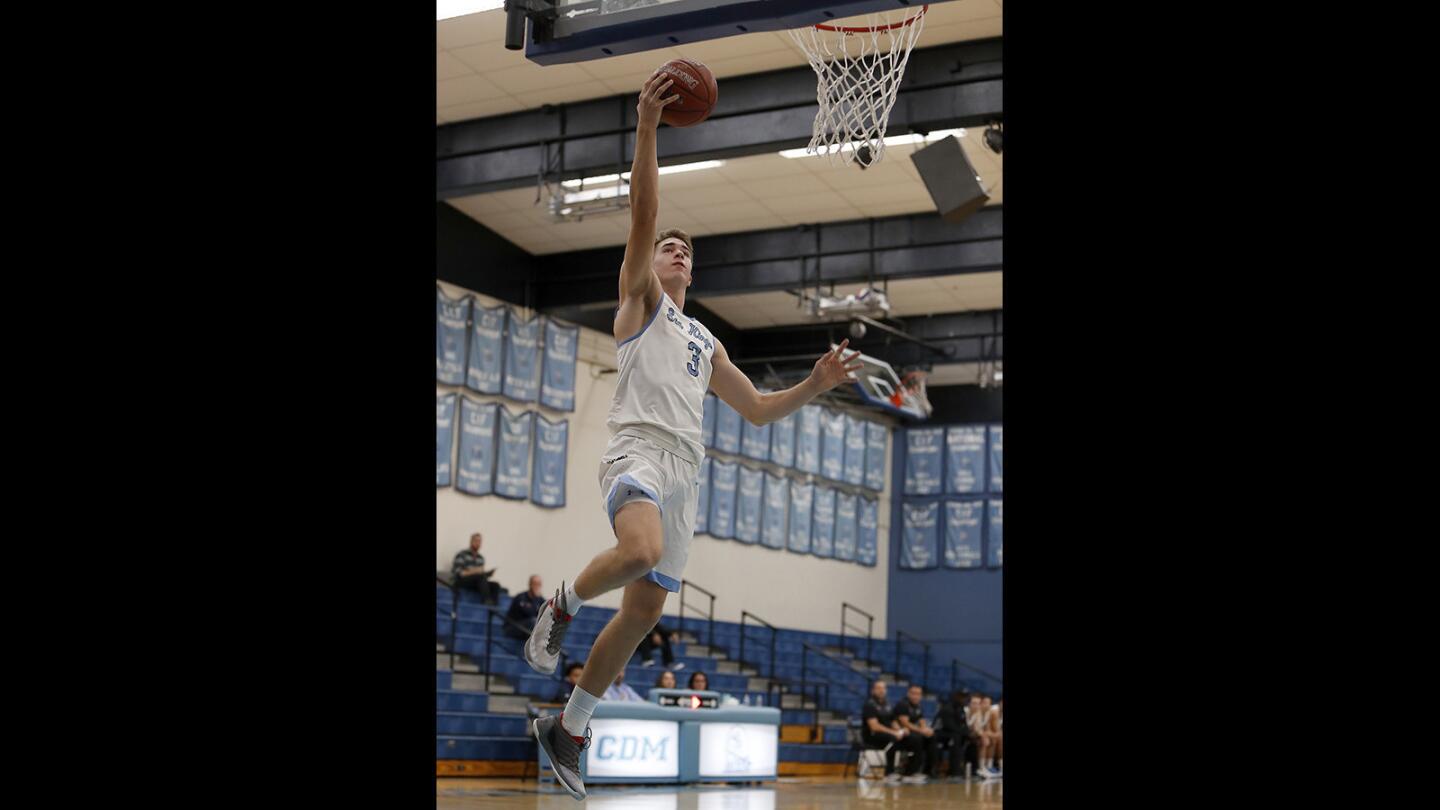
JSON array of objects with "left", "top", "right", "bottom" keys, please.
[{"left": 657, "top": 58, "right": 717, "bottom": 127}]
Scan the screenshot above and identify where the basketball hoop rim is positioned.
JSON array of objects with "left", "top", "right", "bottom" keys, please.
[{"left": 812, "top": 3, "right": 927, "bottom": 34}]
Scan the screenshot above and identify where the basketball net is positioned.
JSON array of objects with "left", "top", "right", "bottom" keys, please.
[
  {"left": 894, "top": 369, "right": 933, "bottom": 418},
  {"left": 790, "top": 4, "right": 927, "bottom": 169}
]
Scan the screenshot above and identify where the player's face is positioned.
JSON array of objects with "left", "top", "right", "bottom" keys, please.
[{"left": 653, "top": 238, "right": 692, "bottom": 288}]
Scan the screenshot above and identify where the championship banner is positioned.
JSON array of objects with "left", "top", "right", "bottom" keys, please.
[
  {"left": 761, "top": 472, "right": 788, "bottom": 550},
  {"left": 769, "top": 411, "right": 796, "bottom": 469},
  {"left": 437, "top": 393, "right": 456, "bottom": 487},
  {"left": 713, "top": 397, "right": 743, "bottom": 455},
  {"left": 436, "top": 287, "right": 470, "bottom": 385},
  {"left": 708, "top": 459, "right": 738, "bottom": 539},
  {"left": 865, "top": 422, "right": 888, "bottom": 492},
  {"left": 820, "top": 408, "right": 846, "bottom": 482},
  {"left": 796, "top": 404, "right": 821, "bottom": 475},
  {"left": 540, "top": 319, "right": 579, "bottom": 412},
  {"left": 530, "top": 414, "right": 568, "bottom": 508},
  {"left": 945, "top": 425, "right": 986, "bottom": 495},
  {"left": 466, "top": 304, "right": 506, "bottom": 394},
  {"left": 988, "top": 498, "right": 1002, "bottom": 568},
  {"left": 811, "top": 485, "right": 836, "bottom": 558},
  {"left": 857, "top": 497, "right": 879, "bottom": 566},
  {"left": 899, "top": 501, "right": 939, "bottom": 569},
  {"left": 943, "top": 500, "right": 983, "bottom": 569},
  {"left": 494, "top": 407, "right": 534, "bottom": 499},
  {"left": 834, "top": 492, "right": 858, "bottom": 562},
  {"left": 843, "top": 414, "right": 867, "bottom": 486},
  {"left": 988, "top": 424, "right": 1003, "bottom": 492},
  {"left": 787, "top": 479, "right": 813, "bottom": 554},
  {"left": 734, "top": 465, "right": 764, "bottom": 544},
  {"left": 455, "top": 397, "right": 498, "bottom": 496},
  {"left": 502, "top": 310, "right": 541, "bottom": 403},
  {"left": 903, "top": 428, "right": 944, "bottom": 495}
]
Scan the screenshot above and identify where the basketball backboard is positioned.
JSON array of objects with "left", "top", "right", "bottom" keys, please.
[
  {"left": 841, "top": 344, "right": 932, "bottom": 421},
  {"left": 521, "top": 0, "right": 939, "bottom": 64}
]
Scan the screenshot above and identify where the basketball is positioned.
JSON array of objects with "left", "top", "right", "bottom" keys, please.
[{"left": 657, "top": 58, "right": 717, "bottom": 127}]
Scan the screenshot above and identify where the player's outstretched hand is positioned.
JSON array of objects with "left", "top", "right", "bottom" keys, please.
[
  {"left": 637, "top": 72, "right": 680, "bottom": 128},
  {"left": 811, "top": 338, "right": 864, "bottom": 391}
]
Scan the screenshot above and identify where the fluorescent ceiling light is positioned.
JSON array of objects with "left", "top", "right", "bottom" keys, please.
[
  {"left": 778, "top": 129, "right": 967, "bottom": 159},
  {"left": 437, "top": 1, "right": 505, "bottom": 21},
  {"left": 561, "top": 160, "right": 725, "bottom": 189},
  {"left": 562, "top": 185, "right": 629, "bottom": 204}
]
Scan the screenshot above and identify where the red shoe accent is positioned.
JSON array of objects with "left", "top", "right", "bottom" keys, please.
[{"left": 557, "top": 713, "right": 587, "bottom": 745}]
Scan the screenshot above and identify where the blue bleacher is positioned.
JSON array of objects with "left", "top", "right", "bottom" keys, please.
[{"left": 436, "top": 581, "right": 991, "bottom": 770}]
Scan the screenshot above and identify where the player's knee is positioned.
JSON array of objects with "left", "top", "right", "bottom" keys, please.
[{"left": 619, "top": 542, "right": 662, "bottom": 573}]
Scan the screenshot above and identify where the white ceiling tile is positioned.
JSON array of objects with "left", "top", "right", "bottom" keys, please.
[
  {"left": 690, "top": 200, "right": 771, "bottom": 225},
  {"left": 484, "top": 62, "right": 598, "bottom": 94},
  {"left": 521, "top": 80, "right": 616, "bottom": 107},
  {"left": 438, "top": 96, "right": 528, "bottom": 123},
  {"left": 716, "top": 154, "right": 812, "bottom": 180},
  {"left": 576, "top": 47, "right": 685, "bottom": 80},
  {"left": 436, "top": 10, "right": 509, "bottom": 51},
  {"left": 663, "top": 183, "right": 753, "bottom": 209},
  {"left": 921, "top": 0, "right": 1003, "bottom": 25},
  {"left": 653, "top": 165, "right": 734, "bottom": 190},
  {"left": 438, "top": 51, "right": 475, "bottom": 80},
  {"left": 838, "top": 182, "right": 933, "bottom": 208},
  {"left": 448, "top": 40, "right": 533, "bottom": 74},
  {"left": 676, "top": 31, "right": 798, "bottom": 63},
  {"left": 702, "top": 49, "right": 807, "bottom": 80},
  {"left": 735, "top": 173, "right": 834, "bottom": 200},
  {"left": 913, "top": 16, "right": 1004, "bottom": 47},
  {"left": 437, "top": 74, "right": 509, "bottom": 106}
]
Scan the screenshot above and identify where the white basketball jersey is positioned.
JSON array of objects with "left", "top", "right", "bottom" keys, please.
[{"left": 607, "top": 292, "right": 716, "bottom": 461}]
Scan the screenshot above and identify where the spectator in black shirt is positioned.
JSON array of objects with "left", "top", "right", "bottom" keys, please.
[
  {"left": 505, "top": 575, "right": 547, "bottom": 640},
  {"left": 893, "top": 684, "right": 938, "bottom": 781},
  {"left": 452, "top": 533, "right": 499, "bottom": 605},
  {"left": 556, "top": 662, "right": 584, "bottom": 703},
  {"left": 934, "top": 690, "right": 977, "bottom": 779},
  {"left": 860, "top": 679, "right": 925, "bottom": 782},
  {"left": 635, "top": 622, "right": 681, "bottom": 669}
]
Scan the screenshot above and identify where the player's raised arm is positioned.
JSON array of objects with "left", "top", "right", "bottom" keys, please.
[
  {"left": 617, "top": 73, "right": 679, "bottom": 308},
  {"left": 709, "top": 339, "right": 865, "bottom": 426}
]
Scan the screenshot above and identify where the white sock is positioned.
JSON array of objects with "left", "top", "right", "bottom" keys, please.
[
  {"left": 561, "top": 686, "right": 600, "bottom": 738},
  {"left": 563, "top": 582, "right": 586, "bottom": 617}
]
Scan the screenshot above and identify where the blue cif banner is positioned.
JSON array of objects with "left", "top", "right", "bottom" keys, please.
[
  {"left": 741, "top": 413, "right": 771, "bottom": 463},
  {"left": 943, "top": 500, "right": 984, "bottom": 569},
  {"left": 820, "top": 409, "right": 846, "bottom": 482},
  {"left": 713, "top": 397, "right": 742, "bottom": 455},
  {"left": 904, "top": 428, "right": 944, "bottom": 495},
  {"left": 988, "top": 499, "right": 1003, "bottom": 567},
  {"left": 530, "top": 415, "right": 568, "bottom": 508},
  {"left": 843, "top": 415, "right": 867, "bottom": 486},
  {"left": 811, "top": 486, "right": 836, "bottom": 558},
  {"left": 540, "top": 320, "right": 579, "bottom": 412},
  {"left": 455, "top": 398, "right": 498, "bottom": 496},
  {"left": 701, "top": 393, "right": 717, "bottom": 448},
  {"left": 796, "top": 405, "right": 821, "bottom": 474},
  {"left": 503, "top": 310, "right": 541, "bottom": 402},
  {"left": 494, "top": 408, "right": 534, "bottom": 499},
  {"left": 989, "top": 424, "right": 1003, "bottom": 492},
  {"left": 734, "top": 466, "right": 764, "bottom": 544},
  {"left": 436, "top": 287, "right": 470, "bottom": 385},
  {"left": 857, "top": 497, "right": 879, "bottom": 567},
  {"left": 834, "top": 492, "right": 858, "bottom": 562},
  {"left": 865, "top": 422, "right": 887, "bottom": 492},
  {"left": 437, "top": 393, "right": 456, "bottom": 487},
  {"left": 466, "top": 304, "right": 506, "bottom": 394},
  {"left": 787, "top": 480, "right": 813, "bottom": 554},
  {"left": 899, "top": 501, "right": 939, "bottom": 569},
  {"left": 761, "top": 472, "right": 788, "bottom": 550},
  {"left": 769, "top": 412, "right": 796, "bottom": 469},
  {"left": 945, "top": 426, "right": 986, "bottom": 495},
  {"left": 695, "top": 457, "right": 711, "bottom": 535},
  {"left": 708, "top": 460, "right": 738, "bottom": 539}
]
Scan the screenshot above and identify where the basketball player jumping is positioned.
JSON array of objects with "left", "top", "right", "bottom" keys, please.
[{"left": 528, "top": 71, "right": 863, "bottom": 800}]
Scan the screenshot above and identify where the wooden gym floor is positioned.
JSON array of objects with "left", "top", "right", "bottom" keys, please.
[{"left": 437, "top": 775, "right": 1004, "bottom": 808}]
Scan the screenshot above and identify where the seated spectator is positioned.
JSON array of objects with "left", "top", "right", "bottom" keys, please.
[
  {"left": 635, "top": 622, "right": 683, "bottom": 670},
  {"left": 987, "top": 697, "right": 1002, "bottom": 776},
  {"left": 555, "top": 662, "right": 584, "bottom": 703},
  {"left": 893, "top": 684, "right": 938, "bottom": 782},
  {"left": 687, "top": 671, "right": 710, "bottom": 692},
  {"left": 655, "top": 670, "right": 677, "bottom": 689},
  {"left": 602, "top": 671, "right": 644, "bottom": 702},
  {"left": 504, "top": 575, "right": 547, "bottom": 641},
  {"left": 934, "top": 690, "right": 977, "bottom": 778},
  {"left": 967, "top": 693, "right": 1000, "bottom": 779},
  {"left": 451, "top": 533, "right": 499, "bottom": 605},
  {"left": 860, "top": 679, "right": 925, "bottom": 783}
]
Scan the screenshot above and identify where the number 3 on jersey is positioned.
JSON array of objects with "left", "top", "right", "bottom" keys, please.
[{"left": 686, "top": 342, "right": 701, "bottom": 377}]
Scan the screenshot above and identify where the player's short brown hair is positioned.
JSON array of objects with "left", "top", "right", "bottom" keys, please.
[{"left": 654, "top": 228, "right": 693, "bottom": 255}]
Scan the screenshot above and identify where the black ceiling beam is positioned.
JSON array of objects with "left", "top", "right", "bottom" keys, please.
[
  {"left": 436, "top": 38, "right": 1001, "bottom": 199},
  {"left": 530, "top": 207, "right": 1002, "bottom": 310}
]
